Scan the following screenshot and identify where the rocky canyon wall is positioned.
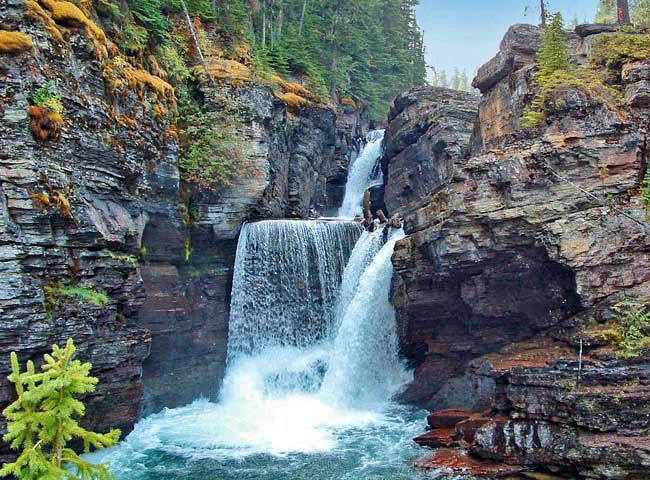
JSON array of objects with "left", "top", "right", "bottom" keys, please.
[
  {"left": 0, "top": 0, "right": 367, "bottom": 457},
  {"left": 384, "top": 24, "right": 650, "bottom": 478}
]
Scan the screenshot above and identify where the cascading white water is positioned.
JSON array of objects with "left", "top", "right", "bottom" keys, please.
[
  {"left": 321, "top": 228, "right": 409, "bottom": 408},
  {"left": 228, "top": 220, "right": 361, "bottom": 359},
  {"left": 338, "top": 130, "right": 385, "bottom": 218},
  {"left": 91, "top": 219, "right": 418, "bottom": 479}
]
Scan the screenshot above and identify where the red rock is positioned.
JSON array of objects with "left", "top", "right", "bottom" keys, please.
[
  {"left": 427, "top": 408, "right": 474, "bottom": 429},
  {"left": 413, "top": 428, "right": 460, "bottom": 448},
  {"left": 413, "top": 449, "right": 525, "bottom": 477}
]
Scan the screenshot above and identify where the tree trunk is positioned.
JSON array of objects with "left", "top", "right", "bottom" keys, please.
[
  {"left": 298, "top": 0, "right": 308, "bottom": 37},
  {"left": 277, "top": 4, "right": 283, "bottom": 42},
  {"left": 618, "top": 0, "right": 631, "bottom": 24},
  {"left": 179, "top": 0, "right": 214, "bottom": 85},
  {"left": 262, "top": 0, "right": 267, "bottom": 47},
  {"left": 540, "top": 0, "right": 547, "bottom": 26}
]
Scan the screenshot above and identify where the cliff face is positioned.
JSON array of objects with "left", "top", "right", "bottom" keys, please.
[
  {"left": 384, "top": 24, "right": 650, "bottom": 478},
  {"left": 137, "top": 83, "right": 366, "bottom": 414},
  {"left": 0, "top": 0, "right": 367, "bottom": 452}
]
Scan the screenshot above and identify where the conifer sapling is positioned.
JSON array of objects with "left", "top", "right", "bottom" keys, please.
[{"left": 1, "top": 339, "right": 120, "bottom": 480}]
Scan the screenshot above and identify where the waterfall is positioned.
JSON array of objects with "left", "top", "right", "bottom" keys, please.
[
  {"left": 94, "top": 217, "right": 414, "bottom": 476},
  {"left": 338, "top": 130, "right": 385, "bottom": 218},
  {"left": 228, "top": 220, "right": 361, "bottom": 359},
  {"left": 321, "top": 228, "right": 408, "bottom": 407}
]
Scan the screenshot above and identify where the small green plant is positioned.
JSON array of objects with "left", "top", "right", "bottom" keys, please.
[
  {"left": 0, "top": 339, "right": 120, "bottom": 479},
  {"left": 32, "top": 81, "right": 64, "bottom": 115},
  {"left": 179, "top": 112, "right": 255, "bottom": 189},
  {"left": 641, "top": 169, "right": 650, "bottom": 219},
  {"left": 610, "top": 298, "right": 650, "bottom": 358},
  {"left": 184, "top": 239, "right": 192, "bottom": 262},
  {"left": 106, "top": 250, "right": 138, "bottom": 267},
  {"left": 44, "top": 284, "right": 110, "bottom": 313}
]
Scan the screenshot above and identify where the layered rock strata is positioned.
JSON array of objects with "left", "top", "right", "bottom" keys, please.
[{"left": 383, "top": 24, "right": 650, "bottom": 478}]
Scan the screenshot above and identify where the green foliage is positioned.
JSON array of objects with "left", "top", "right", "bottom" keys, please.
[
  {"left": 246, "top": 0, "right": 426, "bottom": 120},
  {"left": 178, "top": 112, "right": 250, "bottom": 188},
  {"left": 522, "top": 13, "right": 573, "bottom": 127},
  {"left": 590, "top": 32, "right": 650, "bottom": 70},
  {"left": 44, "top": 284, "right": 110, "bottom": 311},
  {"left": 0, "top": 339, "right": 120, "bottom": 480},
  {"left": 595, "top": 0, "right": 616, "bottom": 23},
  {"left": 158, "top": 43, "right": 191, "bottom": 84},
  {"left": 537, "top": 14, "right": 572, "bottom": 84},
  {"left": 595, "top": 0, "right": 650, "bottom": 25},
  {"left": 610, "top": 299, "right": 650, "bottom": 358},
  {"left": 184, "top": 239, "right": 192, "bottom": 261},
  {"left": 128, "top": 0, "right": 168, "bottom": 42},
  {"left": 32, "top": 81, "right": 63, "bottom": 114},
  {"left": 106, "top": 250, "right": 138, "bottom": 267},
  {"left": 117, "top": 23, "right": 149, "bottom": 55},
  {"left": 632, "top": 0, "right": 650, "bottom": 25}
]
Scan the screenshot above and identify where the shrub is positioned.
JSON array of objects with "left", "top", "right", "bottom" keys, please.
[
  {"left": 610, "top": 298, "right": 650, "bottom": 358},
  {"left": 44, "top": 284, "right": 110, "bottom": 312},
  {"left": 0, "top": 339, "right": 119, "bottom": 479},
  {"left": 0, "top": 30, "right": 33, "bottom": 54},
  {"left": 32, "top": 80, "right": 64, "bottom": 114},
  {"left": 522, "top": 13, "right": 573, "bottom": 127},
  {"left": 590, "top": 33, "right": 650, "bottom": 71},
  {"left": 179, "top": 116, "right": 252, "bottom": 189}
]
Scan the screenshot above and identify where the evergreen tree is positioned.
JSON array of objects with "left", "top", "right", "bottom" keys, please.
[
  {"left": 536, "top": 13, "right": 572, "bottom": 85},
  {"left": 596, "top": 0, "right": 617, "bottom": 22},
  {"left": 632, "top": 0, "right": 650, "bottom": 25},
  {"left": 0, "top": 339, "right": 120, "bottom": 480},
  {"left": 522, "top": 13, "right": 573, "bottom": 127}
]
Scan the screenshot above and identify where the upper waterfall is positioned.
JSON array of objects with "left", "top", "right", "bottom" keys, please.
[{"left": 338, "top": 130, "right": 385, "bottom": 218}]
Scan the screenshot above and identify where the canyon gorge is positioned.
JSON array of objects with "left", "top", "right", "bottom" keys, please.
[{"left": 0, "top": 1, "right": 649, "bottom": 479}]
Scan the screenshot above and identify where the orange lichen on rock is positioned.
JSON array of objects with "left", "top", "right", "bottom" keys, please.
[
  {"left": 117, "top": 114, "right": 137, "bottom": 128},
  {"left": 37, "top": 0, "right": 108, "bottom": 59},
  {"left": 0, "top": 30, "right": 34, "bottom": 54},
  {"left": 24, "top": 0, "right": 65, "bottom": 44},
  {"left": 272, "top": 74, "right": 327, "bottom": 106},
  {"left": 104, "top": 58, "right": 176, "bottom": 107},
  {"left": 271, "top": 75, "right": 310, "bottom": 96},
  {"left": 208, "top": 59, "right": 252, "bottom": 85},
  {"left": 341, "top": 97, "right": 357, "bottom": 108},
  {"left": 28, "top": 105, "right": 63, "bottom": 142},
  {"left": 30, "top": 192, "right": 51, "bottom": 208},
  {"left": 277, "top": 92, "right": 310, "bottom": 111},
  {"left": 125, "top": 68, "right": 175, "bottom": 101}
]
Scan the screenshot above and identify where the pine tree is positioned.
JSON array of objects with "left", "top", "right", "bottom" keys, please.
[
  {"left": 536, "top": 13, "right": 572, "bottom": 85},
  {"left": 0, "top": 339, "right": 120, "bottom": 480},
  {"left": 522, "top": 13, "right": 573, "bottom": 127},
  {"left": 632, "top": 0, "right": 650, "bottom": 25},
  {"left": 596, "top": 0, "right": 617, "bottom": 22}
]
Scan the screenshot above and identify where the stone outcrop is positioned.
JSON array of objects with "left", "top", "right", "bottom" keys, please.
[
  {"left": 0, "top": 0, "right": 367, "bottom": 454},
  {"left": 384, "top": 24, "right": 650, "bottom": 478}
]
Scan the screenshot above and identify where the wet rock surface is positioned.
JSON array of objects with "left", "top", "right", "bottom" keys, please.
[{"left": 385, "top": 25, "right": 650, "bottom": 479}]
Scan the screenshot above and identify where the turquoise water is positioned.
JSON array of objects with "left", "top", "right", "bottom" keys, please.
[{"left": 93, "top": 401, "right": 433, "bottom": 480}]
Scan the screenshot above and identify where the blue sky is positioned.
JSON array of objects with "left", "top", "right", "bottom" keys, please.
[{"left": 416, "top": 0, "right": 599, "bottom": 80}]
